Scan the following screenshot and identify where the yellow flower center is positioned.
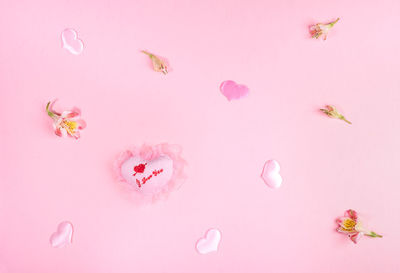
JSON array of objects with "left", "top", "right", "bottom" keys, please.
[
  {"left": 342, "top": 218, "right": 357, "bottom": 231},
  {"left": 61, "top": 120, "right": 78, "bottom": 135}
]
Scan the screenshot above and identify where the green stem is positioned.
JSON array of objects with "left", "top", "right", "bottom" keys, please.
[
  {"left": 365, "top": 231, "right": 383, "bottom": 238},
  {"left": 141, "top": 50, "right": 154, "bottom": 57},
  {"left": 329, "top": 18, "right": 340, "bottom": 27},
  {"left": 46, "top": 101, "right": 57, "bottom": 119},
  {"left": 340, "top": 116, "right": 352, "bottom": 124}
]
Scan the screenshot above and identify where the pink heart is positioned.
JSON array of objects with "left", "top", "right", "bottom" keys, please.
[
  {"left": 196, "top": 229, "right": 221, "bottom": 254},
  {"left": 220, "top": 80, "right": 249, "bottom": 101},
  {"left": 49, "top": 221, "right": 73, "bottom": 248},
  {"left": 261, "top": 159, "right": 282, "bottom": 189},
  {"left": 61, "top": 28, "right": 84, "bottom": 55},
  {"left": 120, "top": 155, "right": 173, "bottom": 195}
]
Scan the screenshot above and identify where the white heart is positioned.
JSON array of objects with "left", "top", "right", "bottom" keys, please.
[
  {"left": 61, "top": 28, "right": 84, "bottom": 55},
  {"left": 196, "top": 229, "right": 221, "bottom": 254},
  {"left": 120, "top": 155, "right": 173, "bottom": 195},
  {"left": 49, "top": 221, "right": 73, "bottom": 248},
  {"left": 261, "top": 159, "right": 283, "bottom": 189}
]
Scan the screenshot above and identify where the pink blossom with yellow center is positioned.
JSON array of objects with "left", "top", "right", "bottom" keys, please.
[
  {"left": 46, "top": 101, "right": 86, "bottom": 139},
  {"left": 337, "top": 209, "right": 382, "bottom": 244}
]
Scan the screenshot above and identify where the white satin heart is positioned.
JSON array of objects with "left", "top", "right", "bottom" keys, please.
[
  {"left": 261, "top": 159, "right": 282, "bottom": 188},
  {"left": 49, "top": 221, "right": 73, "bottom": 248},
  {"left": 196, "top": 229, "right": 221, "bottom": 254},
  {"left": 120, "top": 155, "right": 173, "bottom": 195},
  {"left": 61, "top": 28, "right": 84, "bottom": 55}
]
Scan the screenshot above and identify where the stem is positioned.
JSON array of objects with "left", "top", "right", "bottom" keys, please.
[
  {"left": 340, "top": 116, "right": 352, "bottom": 124},
  {"left": 329, "top": 18, "right": 340, "bottom": 27},
  {"left": 365, "top": 232, "right": 383, "bottom": 238},
  {"left": 141, "top": 50, "right": 153, "bottom": 57},
  {"left": 46, "top": 101, "right": 57, "bottom": 118}
]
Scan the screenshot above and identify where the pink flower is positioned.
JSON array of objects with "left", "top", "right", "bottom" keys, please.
[
  {"left": 46, "top": 101, "right": 86, "bottom": 139},
  {"left": 310, "top": 18, "right": 340, "bottom": 40},
  {"left": 336, "top": 209, "right": 382, "bottom": 244}
]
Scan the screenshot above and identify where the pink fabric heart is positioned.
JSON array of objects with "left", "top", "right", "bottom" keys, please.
[
  {"left": 261, "top": 160, "right": 283, "bottom": 189},
  {"left": 196, "top": 228, "right": 221, "bottom": 254},
  {"left": 49, "top": 221, "right": 73, "bottom": 248},
  {"left": 220, "top": 80, "right": 249, "bottom": 101},
  {"left": 61, "top": 28, "right": 84, "bottom": 55}
]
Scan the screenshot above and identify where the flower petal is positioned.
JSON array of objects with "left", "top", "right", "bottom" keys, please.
[
  {"left": 62, "top": 110, "right": 80, "bottom": 119},
  {"left": 56, "top": 127, "right": 68, "bottom": 137},
  {"left": 345, "top": 209, "right": 358, "bottom": 221},
  {"left": 54, "top": 127, "right": 63, "bottom": 137},
  {"left": 337, "top": 227, "right": 357, "bottom": 235},
  {"left": 337, "top": 217, "right": 348, "bottom": 228},
  {"left": 71, "top": 130, "right": 80, "bottom": 139},
  {"left": 349, "top": 232, "right": 363, "bottom": 244},
  {"left": 75, "top": 119, "right": 86, "bottom": 129}
]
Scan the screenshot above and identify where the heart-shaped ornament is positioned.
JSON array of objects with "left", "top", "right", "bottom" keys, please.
[
  {"left": 115, "top": 144, "right": 186, "bottom": 202},
  {"left": 196, "top": 228, "right": 221, "bottom": 254},
  {"left": 220, "top": 80, "right": 249, "bottom": 101},
  {"left": 61, "top": 28, "right": 84, "bottom": 55},
  {"left": 121, "top": 155, "right": 173, "bottom": 195},
  {"left": 49, "top": 221, "right": 73, "bottom": 248},
  {"left": 261, "top": 159, "right": 282, "bottom": 189}
]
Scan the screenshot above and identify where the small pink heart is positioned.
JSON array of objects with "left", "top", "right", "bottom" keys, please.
[
  {"left": 61, "top": 28, "right": 84, "bottom": 55},
  {"left": 49, "top": 221, "right": 73, "bottom": 248},
  {"left": 261, "top": 160, "right": 282, "bottom": 189},
  {"left": 220, "top": 80, "right": 249, "bottom": 101},
  {"left": 196, "top": 228, "right": 221, "bottom": 254}
]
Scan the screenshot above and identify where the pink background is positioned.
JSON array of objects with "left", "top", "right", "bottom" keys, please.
[{"left": 1, "top": 0, "right": 400, "bottom": 272}]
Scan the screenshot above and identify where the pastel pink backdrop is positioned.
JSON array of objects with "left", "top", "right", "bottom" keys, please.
[{"left": 1, "top": 0, "right": 400, "bottom": 272}]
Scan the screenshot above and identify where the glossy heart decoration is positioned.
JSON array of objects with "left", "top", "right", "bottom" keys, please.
[
  {"left": 261, "top": 160, "right": 282, "bottom": 189},
  {"left": 49, "top": 221, "right": 73, "bottom": 248},
  {"left": 196, "top": 229, "right": 221, "bottom": 254},
  {"left": 220, "top": 80, "right": 249, "bottom": 101},
  {"left": 61, "top": 28, "right": 84, "bottom": 55},
  {"left": 121, "top": 155, "right": 174, "bottom": 195}
]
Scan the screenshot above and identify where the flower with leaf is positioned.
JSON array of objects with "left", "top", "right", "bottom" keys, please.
[
  {"left": 46, "top": 101, "right": 86, "bottom": 139},
  {"left": 320, "top": 105, "right": 351, "bottom": 124},
  {"left": 141, "top": 50, "right": 169, "bottom": 75},
  {"left": 337, "top": 209, "right": 382, "bottom": 244},
  {"left": 310, "top": 18, "right": 340, "bottom": 40}
]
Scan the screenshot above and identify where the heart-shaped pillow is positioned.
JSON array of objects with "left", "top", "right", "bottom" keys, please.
[{"left": 115, "top": 144, "right": 185, "bottom": 203}]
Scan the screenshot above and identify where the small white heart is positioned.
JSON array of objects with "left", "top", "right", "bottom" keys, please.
[
  {"left": 196, "top": 228, "right": 221, "bottom": 254},
  {"left": 61, "top": 28, "right": 84, "bottom": 55},
  {"left": 261, "top": 159, "right": 283, "bottom": 189},
  {"left": 49, "top": 221, "right": 73, "bottom": 248}
]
